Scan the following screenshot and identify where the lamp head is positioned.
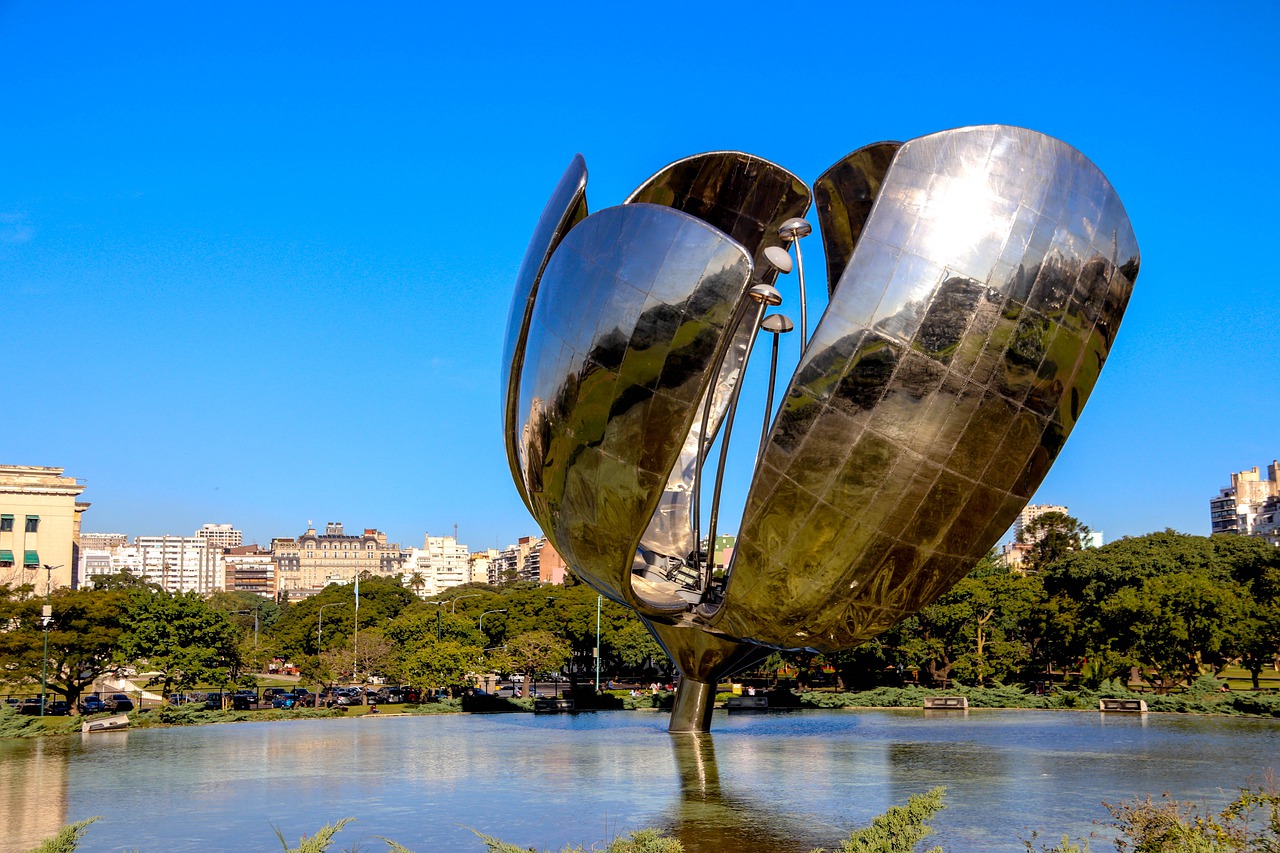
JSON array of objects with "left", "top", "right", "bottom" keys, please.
[
  {"left": 778, "top": 217, "right": 812, "bottom": 240},
  {"left": 762, "top": 246, "right": 793, "bottom": 274}
]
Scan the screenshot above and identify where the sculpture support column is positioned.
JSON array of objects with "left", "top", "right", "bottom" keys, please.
[{"left": 669, "top": 680, "right": 716, "bottom": 733}]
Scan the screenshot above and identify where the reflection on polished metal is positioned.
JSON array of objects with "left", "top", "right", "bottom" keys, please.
[
  {"left": 704, "top": 284, "right": 782, "bottom": 620},
  {"left": 813, "top": 142, "right": 899, "bottom": 297},
  {"left": 504, "top": 127, "right": 1140, "bottom": 732}
]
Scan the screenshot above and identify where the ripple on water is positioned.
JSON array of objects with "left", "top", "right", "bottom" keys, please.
[{"left": 1, "top": 709, "right": 1277, "bottom": 853}]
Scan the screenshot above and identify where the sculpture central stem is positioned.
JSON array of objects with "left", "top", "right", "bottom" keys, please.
[{"left": 668, "top": 679, "right": 717, "bottom": 733}]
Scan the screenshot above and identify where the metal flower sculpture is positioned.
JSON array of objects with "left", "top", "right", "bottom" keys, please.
[{"left": 502, "top": 126, "right": 1139, "bottom": 732}]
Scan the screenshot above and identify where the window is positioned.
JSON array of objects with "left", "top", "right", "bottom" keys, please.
[
  {"left": 24, "top": 551, "right": 39, "bottom": 567},
  {"left": 0, "top": 515, "right": 12, "bottom": 532},
  {"left": 0, "top": 550, "right": 12, "bottom": 568},
  {"left": 25, "top": 516, "right": 39, "bottom": 533}
]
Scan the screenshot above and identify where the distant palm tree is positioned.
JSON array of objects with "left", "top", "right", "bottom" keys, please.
[{"left": 407, "top": 571, "right": 428, "bottom": 597}]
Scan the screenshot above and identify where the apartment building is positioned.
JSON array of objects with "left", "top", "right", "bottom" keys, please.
[
  {"left": 1210, "top": 460, "right": 1280, "bottom": 540},
  {"left": 272, "top": 521, "right": 403, "bottom": 598},
  {"left": 224, "top": 544, "right": 275, "bottom": 597},
  {"left": 132, "top": 535, "right": 223, "bottom": 594},
  {"left": 470, "top": 548, "right": 501, "bottom": 585},
  {"left": 0, "top": 465, "right": 88, "bottom": 590},
  {"left": 402, "top": 533, "right": 471, "bottom": 597},
  {"left": 195, "top": 523, "right": 242, "bottom": 550}
]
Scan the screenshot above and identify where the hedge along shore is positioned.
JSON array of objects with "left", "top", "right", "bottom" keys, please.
[{"left": 5, "top": 677, "right": 1280, "bottom": 741}]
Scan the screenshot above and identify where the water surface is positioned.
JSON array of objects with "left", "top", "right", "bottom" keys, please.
[{"left": 2, "top": 709, "right": 1277, "bottom": 852}]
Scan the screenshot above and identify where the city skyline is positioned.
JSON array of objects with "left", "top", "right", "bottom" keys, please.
[{"left": 2, "top": 3, "right": 1278, "bottom": 551}]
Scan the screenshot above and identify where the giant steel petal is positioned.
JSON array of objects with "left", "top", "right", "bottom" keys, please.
[
  {"left": 515, "top": 203, "right": 753, "bottom": 610},
  {"left": 713, "top": 126, "right": 1139, "bottom": 651},
  {"left": 502, "top": 154, "right": 588, "bottom": 510}
]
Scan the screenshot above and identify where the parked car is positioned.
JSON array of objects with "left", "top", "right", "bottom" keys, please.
[
  {"left": 46, "top": 700, "right": 71, "bottom": 716},
  {"left": 262, "top": 688, "right": 288, "bottom": 702},
  {"left": 103, "top": 694, "right": 134, "bottom": 713},
  {"left": 401, "top": 686, "right": 421, "bottom": 703},
  {"left": 17, "top": 698, "right": 45, "bottom": 715},
  {"left": 373, "top": 687, "right": 404, "bottom": 704},
  {"left": 78, "top": 695, "right": 106, "bottom": 714},
  {"left": 292, "top": 688, "right": 315, "bottom": 705},
  {"left": 271, "top": 692, "right": 303, "bottom": 709}
]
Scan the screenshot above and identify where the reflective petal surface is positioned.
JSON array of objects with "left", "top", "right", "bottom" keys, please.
[
  {"left": 515, "top": 203, "right": 754, "bottom": 610},
  {"left": 713, "top": 126, "right": 1139, "bottom": 651},
  {"left": 814, "top": 142, "right": 900, "bottom": 296},
  {"left": 503, "top": 154, "right": 588, "bottom": 510},
  {"left": 626, "top": 152, "right": 811, "bottom": 605}
]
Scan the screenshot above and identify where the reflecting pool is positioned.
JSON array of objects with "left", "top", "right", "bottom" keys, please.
[{"left": 2, "top": 709, "right": 1278, "bottom": 852}]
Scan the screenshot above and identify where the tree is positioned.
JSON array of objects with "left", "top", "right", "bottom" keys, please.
[
  {"left": 1237, "top": 600, "right": 1280, "bottom": 691},
  {"left": 894, "top": 554, "right": 1033, "bottom": 687},
  {"left": 0, "top": 585, "right": 129, "bottom": 710},
  {"left": 353, "top": 627, "right": 395, "bottom": 682},
  {"left": 267, "top": 576, "right": 415, "bottom": 660},
  {"left": 1042, "top": 530, "right": 1275, "bottom": 688},
  {"left": 504, "top": 630, "right": 571, "bottom": 692},
  {"left": 386, "top": 607, "right": 483, "bottom": 648},
  {"left": 405, "top": 572, "right": 427, "bottom": 597},
  {"left": 401, "top": 640, "right": 484, "bottom": 695},
  {"left": 1019, "top": 511, "right": 1090, "bottom": 572},
  {"left": 117, "top": 590, "right": 241, "bottom": 698},
  {"left": 610, "top": 619, "right": 664, "bottom": 673},
  {"left": 1105, "top": 571, "right": 1246, "bottom": 692}
]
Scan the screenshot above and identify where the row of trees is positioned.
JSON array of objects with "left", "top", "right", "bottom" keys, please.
[
  {"left": 827, "top": 530, "right": 1280, "bottom": 693},
  {"left": 3, "top": 527, "right": 1277, "bottom": 706},
  {"left": 266, "top": 575, "right": 669, "bottom": 696},
  {"left": 0, "top": 571, "right": 671, "bottom": 707},
  {"left": 0, "top": 573, "right": 243, "bottom": 708}
]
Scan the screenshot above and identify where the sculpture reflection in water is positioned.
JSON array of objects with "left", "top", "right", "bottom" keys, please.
[
  {"left": 502, "top": 126, "right": 1140, "bottom": 733},
  {"left": 663, "top": 735, "right": 823, "bottom": 853}
]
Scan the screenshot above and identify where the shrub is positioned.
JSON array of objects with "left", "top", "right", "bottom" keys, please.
[
  {"left": 21, "top": 817, "right": 98, "bottom": 853},
  {"left": 1229, "top": 693, "right": 1280, "bottom": 717},
  {"left": 810, "top": 786, "right": 945, "bottom": 853}
]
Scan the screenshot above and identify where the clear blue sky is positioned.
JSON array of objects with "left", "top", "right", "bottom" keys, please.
[{"left": 2, "top": 1, "right": 1277, "bottom": 550}]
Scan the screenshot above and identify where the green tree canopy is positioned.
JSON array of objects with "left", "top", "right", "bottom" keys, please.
[
  {"left": 117, "top": 589, "right": 241, "bottom": 697},
  {"left": 0, "top": 585, "right": 129, "bottom": 708}
]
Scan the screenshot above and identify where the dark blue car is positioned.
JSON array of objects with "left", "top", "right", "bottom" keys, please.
[{"left": 78, "top": 695, "right": 106, "bottom": 714}]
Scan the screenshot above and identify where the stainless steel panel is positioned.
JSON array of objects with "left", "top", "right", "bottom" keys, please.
[
  {"left": 514, "top": 202, "right": 753, "bottom": 611},
  {"left": 503, "top": 155, "right": 588, "bottom": 511},
  {"left": 815, "top": 142, "right": 900, "bottom": 296},
  {"left": 713, "top": 126, "right": 1139, "bottom": 651},
  {"left": 625, "top": 152, "right": 811, "bottom": 606}
]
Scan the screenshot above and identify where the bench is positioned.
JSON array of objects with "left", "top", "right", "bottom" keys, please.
[
  {"left": 1099, "top": 698, "right": 1147, "bottom": 712},
  {"left": 533, "top": 697, "right": 575, "bottom": 714},
  {"left": 923, "top": 696, "right": 968, "bottom": 710}
]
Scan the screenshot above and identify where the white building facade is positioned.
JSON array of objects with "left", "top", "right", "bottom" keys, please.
[
  {"left": 1210, "top": 461, "right": 1280, "bottom": 539},
  {"left": 402, "top": 533, "right": 472, "bottom": 597}
]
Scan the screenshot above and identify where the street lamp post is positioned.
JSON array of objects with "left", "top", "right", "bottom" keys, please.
[
  {"left": 449, "top": 593, "right": 481, "bottom": 614},
  {"left": 595, "top": 594, "right": 602, "bottom": 692},
  {"left": 317, "top": 603, "right": 343, "bottom": 655},
  {"left": 230, "top": 600, "right": 263, "bottom": 654},
  {"left": 30, "top": 564, "right": 58, "bottom": 717},
  {"left": 478, "top": 609, "right": 507, "bottom": 633},
  {"left": 424, "top": 601, "right": 446, "bottom": 640}
]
